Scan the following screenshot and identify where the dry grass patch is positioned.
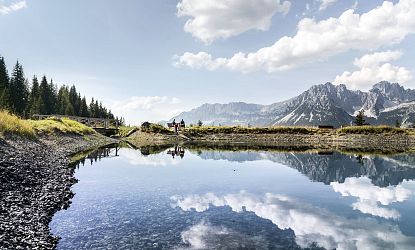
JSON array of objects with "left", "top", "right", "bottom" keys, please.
[
  {"left": 337, "top": 125, "right": 408, "bottom": 135},
  {"left": 29, "top": 117, "right": 95, "bottom": 135},
  {"left": 0, "top": 110, "right": 36, "bottom": 138},
  {"left": 184, "top": 126, "right": 317, "bottom": 136}
]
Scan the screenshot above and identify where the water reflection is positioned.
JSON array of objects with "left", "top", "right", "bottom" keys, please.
[
  {"left": 331, "top": 177, "right": 412, "bottom": 219},
  {"left": 191, "top": 150, "right": 415, "bottom": 187},
  {"left": 53, "top": 143, "right": 415, "bottom": 250},
  {"left": 171, "top": 191, "right": 415, "bottom": 249},
  {"left": 70, "top": 144, "right": 121, "bottom": 167},
  {"left": 167, "top": 146, "right": 185, "bottom": 159}
]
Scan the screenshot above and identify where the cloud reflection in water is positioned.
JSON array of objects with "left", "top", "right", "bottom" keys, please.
[
  {"left": 331, "top": 177, "right": 412, "bottom": 219},
  {"left": 121, "top": 148, "right": 179, "bottom": 166},
  {"left": 171, "top": 191, "right": 415, "bottom": 250}
]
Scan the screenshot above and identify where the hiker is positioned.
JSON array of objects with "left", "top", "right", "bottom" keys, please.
[{"left": 180, "top": 119, "right": 185, "bottom": 128}]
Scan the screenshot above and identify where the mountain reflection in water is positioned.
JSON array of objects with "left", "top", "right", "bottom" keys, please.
[{"left": 54, "top": 143, "right": 415, "bottom": 250}]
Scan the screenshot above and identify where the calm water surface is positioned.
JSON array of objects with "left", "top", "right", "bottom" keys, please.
[{"left": 50, "top": 145, "right": 415, "bottom": 249}]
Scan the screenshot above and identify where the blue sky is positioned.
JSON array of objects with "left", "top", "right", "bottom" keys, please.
[{"left": 1, "top": 0, "right": 414, "bottom": 124}]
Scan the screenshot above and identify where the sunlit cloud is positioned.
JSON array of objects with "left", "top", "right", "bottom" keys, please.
[
  {"left": 334, "top": 51, "right": 412, "bottom": 90},
  {"left": 111, "top": 96, "right": 184, "bottom": 125},
  {"left": 175, "top": 0, "right": 415, "bottom": 73},
  {"left": 0, "top": 0, "right": 26, "bottom": 15},
  {"left": 176, "top": 0, "right": 291, "bottom": 44}
]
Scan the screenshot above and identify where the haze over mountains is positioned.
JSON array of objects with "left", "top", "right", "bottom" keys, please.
[{"left": 170, "top": 82, "right": 415, "bottom": 127}]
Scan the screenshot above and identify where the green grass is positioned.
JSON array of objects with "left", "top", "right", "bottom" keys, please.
[
  {"left": 0, "top": 110, "right": 36, "bottom": 138},
  {"left": 184, "top": 126, "right": 318, "bottom": 136},
  {"left": 28, "top": 117, "right": 95, "bottom": 135},
  {"left": 337, "top": 125, "right": 409, "bottom": 135}
]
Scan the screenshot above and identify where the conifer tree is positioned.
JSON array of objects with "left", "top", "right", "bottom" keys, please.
[
  {"left": 49, "top": 79, "right": 57, "bottom": 114},
  {"left": 69, "top": 85, "right": 80, "bottom": 116},
  {"left": 0, "top": 56, "right": 9, "bottom": 109},
  {"left": 39, "top": 76, "right": 56, "bottom": 114},
  {"left": 56, "top": 85, "right": 74, "bottom": 115},
  {"left": 89, "top": 97, "right": 96, "bottom": 117},
  {"left": 28, "top": 76, "right": 41, "bottom": 116},
  {"left": 354, "top": 110, "right": 367, "bottom": 126},
  {"left": 80, "top": 96, "right": 90, "bottom": 117},
  {"left": 9, "top": 61, "right": 29, "bottom": 116}
]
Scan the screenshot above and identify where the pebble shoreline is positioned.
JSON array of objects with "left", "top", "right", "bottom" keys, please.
[{"left": 0, "top": 134, "right": 116, "bottom": 249}]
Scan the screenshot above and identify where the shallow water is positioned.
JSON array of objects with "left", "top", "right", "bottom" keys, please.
[{"left": 50, "top": 145, "right": 415, "bottom": 249}]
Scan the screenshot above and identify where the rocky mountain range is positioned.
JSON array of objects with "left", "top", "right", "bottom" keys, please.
[{"left": 170, "top": 82, "right": 415, "bottom": 127}]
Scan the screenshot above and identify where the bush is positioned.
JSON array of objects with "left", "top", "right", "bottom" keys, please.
[{"left": 0, "top": 110, "right": 36, "bottom": 138}]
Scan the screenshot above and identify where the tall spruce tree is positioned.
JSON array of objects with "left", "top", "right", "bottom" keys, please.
[
  {"left": 89, "top": 97, "right": 96, "bottom": 117},
  {"left": 68, "top": 85, "right": 80, "bottom": 116},
  {"left": 0, "top": 56, "right": 9, "bottom": 109},
  {"left": 28, "top": 76, "right": 41, "bottom": 116},
  {"left": 39, "top": 76, "right": 56, "bottom": 114},
  {"left": 9, "top": 61, "right": 29, "bottom": 116},
  {"left": 49, "top": 79, "right": 57, "bottom": 114},
  {"left": 80, "top": 96, "right": 90, "bottom": 117}
]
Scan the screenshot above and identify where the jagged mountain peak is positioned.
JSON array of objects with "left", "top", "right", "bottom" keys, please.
[{"left": 170, "top": 82, "right": 415, "bottom": 127}]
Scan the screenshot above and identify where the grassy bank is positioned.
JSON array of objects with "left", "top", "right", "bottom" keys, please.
[
  {"left": 183, "top": 126, "right": 318, "bottom": 136},
  {"left": 0, "top": 110, "right": 94, "bottom": 138},
  {"left": 126, "top": 124, "right": 415, "bottom": 138},
  {"left": 337, "top": 125, "right": 414, "bottom": 135},
  {"left": 181, "top": 125, "right": 414, "bottom": 136}
]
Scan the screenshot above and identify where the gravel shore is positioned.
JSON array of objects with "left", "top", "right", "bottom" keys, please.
[{"left": 0, "top": 134, "right": 116, "bottom": 249}]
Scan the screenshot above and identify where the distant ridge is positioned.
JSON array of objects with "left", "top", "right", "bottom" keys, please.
[{"left": 170, "top": 82, "right": 415, "bottom": 127}]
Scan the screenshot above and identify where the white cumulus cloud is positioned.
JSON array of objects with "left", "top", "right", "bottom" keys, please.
[
  {"left": 0, "top": 0, "right": 26, "bottom": 15},
  {"left": 176, "top": 0, "right": 291, "bottom": 44},
  {"left": 334, "top": 50, "right": 412, "bottom": 90},
  {"left": 175, "top": 0, "right": 415, "bottom": 73},
  {"left": 111, "top": 96, "right": 183, "bottom": 125}
]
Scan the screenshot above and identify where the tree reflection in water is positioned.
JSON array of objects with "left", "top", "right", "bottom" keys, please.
[{"left": 71, "top": 144, "right": 120, "bottom": 168}]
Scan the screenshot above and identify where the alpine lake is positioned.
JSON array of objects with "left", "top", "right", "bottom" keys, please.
[{"left": 49, "top": 142, "right": 415, "bottom": 249}]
